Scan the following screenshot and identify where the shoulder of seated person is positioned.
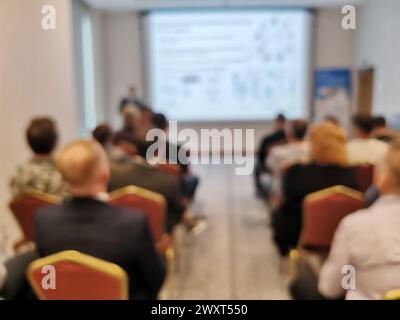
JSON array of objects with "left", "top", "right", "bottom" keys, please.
[
  {"left": 339, "top": 207, "right": 373, "bottom": 232},
  {"left": 113, "top": 205, "right": 147, "bottom": 221},
  {"left": 286, "top": 161, "right": 310, "bottom": 170},
  {"left": 35, "top": 203, "right": 65, "bottom": 222}
]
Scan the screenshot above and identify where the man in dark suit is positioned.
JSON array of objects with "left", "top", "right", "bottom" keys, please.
[
  {"left": 109, "top": 140, "right": 185, "bottom": 233},
  {"left": 35, "top": 140, "right": 166, "bottom": 300}
]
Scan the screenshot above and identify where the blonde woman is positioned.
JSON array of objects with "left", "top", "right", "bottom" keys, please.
[{"left": 272, "top": 122, "right": 358, "bottom": 256}]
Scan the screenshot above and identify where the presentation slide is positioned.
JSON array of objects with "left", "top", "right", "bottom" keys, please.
[{"left": 147, "top": 9, "right": 312, "bottom": 121}]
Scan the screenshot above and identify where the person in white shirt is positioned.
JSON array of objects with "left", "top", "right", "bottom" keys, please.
[
  {"left": 267, "top": 119, "right": 309, "bottom": 196},
  {"left": 319, "top": 141, "right": 400, "bottom": 300},
  {"left": 347, "top": 115, "right": 388, "bottom": 165}
]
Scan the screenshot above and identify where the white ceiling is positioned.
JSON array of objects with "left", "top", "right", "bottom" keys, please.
[{"left": 83, "top": 0, "right": 367, "bottom": 11}]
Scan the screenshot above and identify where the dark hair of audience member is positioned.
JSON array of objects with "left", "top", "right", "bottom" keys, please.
[
  {"left": 291, "top": 120, "right": 308, "bottom": 140},
  {"left": 135, "top": 140, "right": 153, "bottom": 159},
  {"left": 92, "top": 123, "right": 112, "bottom": 147},
  {"left": 352, "top": 115, "right": 374, "bottom": 134},
  {"left": 26, "top": 117, "right": 58, "bottom": 155},
  {"left": 152, "top": 113, "right": 168, "bottom": 131},
  {"left": 276, "top": 113, "right": 286, "bottom": 123},
  {"left": 372, "top": 115, "right": 387, "bottom": 129},
  {"left": 325, "top": 115, "right": 339, "bottom": 126}
]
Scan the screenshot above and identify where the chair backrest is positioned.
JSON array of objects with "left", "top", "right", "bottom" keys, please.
[
  {"left": 384, "top": 289, "right": 400, "bottom": 300},
  {"left": 109, "top": 186, "right": 167, "bottom": 243},
  {"left": 300, "top": 186, "right": 365, "bottom": 253},
  {"left": 158, "top": 163, "right": 181, "bottom": 178},
  {"left": 355, "top": 163, "right": 375, "bottom": 193},
  {"left": 9, "top": 190, "right": 62, "bottom": 242},
  {"left": 28, "top": 250, "right": 128, "bottom": 300}
]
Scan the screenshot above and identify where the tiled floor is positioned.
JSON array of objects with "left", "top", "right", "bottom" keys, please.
[{"left": 169, "top": 162, "right": 290, "bottom": 300}]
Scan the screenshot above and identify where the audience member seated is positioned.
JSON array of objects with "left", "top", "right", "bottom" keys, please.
[
  {"left": 35, "top": 140, "right": 166, "bottom": 300},
  {"left": 267, "top": 119, "right": 309, "bottom": 197},
  {"left": 254, "top": 114, "right": 287, "bottom": 196},
  {"left": 319, "top": 141, "right": 400, "bottom": 300},
  {"left": 272, "top": 122, "right": 358, "bottom": 256},
  {"left": 10, "top": 118, "right": 67, "bottom": 197},
  {"left": 347, "top": 115, "right": 388, "bottom": 165},
  {"left": 92, "top": 123, "right": 130, "bottom": 162},
  {"left": 135, "top": 106, "right": 156, "bottom": 143},
  {"left": 112, "top": 105, "right": 140, "bottom": 153},
  {"left": 371, "top": 115, "right": 400, "bottom": 142},
  {"left": 152, "top": 112, "right": 199, "bottom": 200},
  {"left": 109, "top": 140, "right": 185, "bottom": 233},
  {"left": 92, "top": 123, "right": 113, "bottom": 150},
  {"left": 151, "top": 113, "right": 188, "bottom": 172}
]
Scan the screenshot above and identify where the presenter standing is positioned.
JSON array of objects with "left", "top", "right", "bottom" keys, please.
[{"left": 119, "top": 86, "right": 149, "bottom": 113}]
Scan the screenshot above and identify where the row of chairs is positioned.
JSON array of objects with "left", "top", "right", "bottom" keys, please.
[
  {"left": 8, "top": 183, "right": 178, "bottom": 300},
  {"left": 289, "top": 184, "right": 400, "bottom": 300},
  {"left": 289, "top": 163, "right": 375, "bottom": 260},
  {"left": 28, "top": 250, "right": 128, "bottom": 300},
  {"left": 289, "top": 185, "right": 365, "bottom": 277},
  {"left": 9, "top": 186, "right": 171, "bottom": 250}
]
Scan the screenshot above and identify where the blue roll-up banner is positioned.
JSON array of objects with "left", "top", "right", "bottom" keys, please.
[{"left": 314, "top": 68, "right": 352, "bottom": 131}]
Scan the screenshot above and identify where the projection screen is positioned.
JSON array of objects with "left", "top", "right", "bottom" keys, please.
[{"left": 146, "top": 9, "right": 313, "bottom": 121}]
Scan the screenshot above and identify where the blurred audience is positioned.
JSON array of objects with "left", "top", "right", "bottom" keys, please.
[
  {"left": 35, "top": 140, "right": 166, "bottom": 299},
  {"left": 9, "top": 117, "right": 67, "bottom": 197},
  {"left": 152, "top": 112, "right": 199, "bottom": 200},
  {"left": 347, "top": 115, "right": 388, "bottom": 165},
  {"left": 92, "top": 123, "right": 113, "bottom": 149},
  {"left": 254, "top": 114, "right": 287, "bottom": 196},
  {"left": 371, "top": 115, "right": 400, "bottom": 142},
  {"left": 319, "top": 141, "right": 400, "bottom": 299},
  {"left": 113, "top": 105, "right": 140, "bottom": 154},
  {"left": 136, "top": 106, "right": 155, "bottom": 142},
  {"left": 109, "top": 140, "right": 185, "bottom": 233},
  {"left": 7, "top": 103, "right": 400, "bottom": 301},
  {"left": 272, "top": 122, "right": 358, "bottom": 256},
  {"left": 92, "top": 123, "right": 129, "bottom": 162},
  {"left": 151, "top": 113, "right": 188, "bottom": 171},
  {"left": 267, "top": 119, "right": 309, "bottom": 196}
]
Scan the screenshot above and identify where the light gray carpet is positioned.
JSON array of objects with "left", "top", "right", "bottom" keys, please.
[{"left": 170, "top": 162, "right": 290, "bottom": 300}]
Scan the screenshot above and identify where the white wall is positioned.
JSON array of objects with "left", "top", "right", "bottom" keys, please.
[
  {"left": 314, "top": 8, "right": 356, "bottom": 68},
  {"left": 356, "top": 0, "right": 400, "bottom": 126},
  {"left": 104, "top": 12, "right": 144, "bottom": 128},
  {"left": 72, "top": 1, "right": 107, "bottom": 134},
  {"left": 91, "top": 9, "right": 107, "bottom": 123},
  {"left": 0, "top": 0, "right": 79, "bottom": 252}
]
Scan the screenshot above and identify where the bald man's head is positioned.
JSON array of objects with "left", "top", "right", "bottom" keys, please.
[{"left": 57, "top": 140, "right": 110, "bottom": 193}]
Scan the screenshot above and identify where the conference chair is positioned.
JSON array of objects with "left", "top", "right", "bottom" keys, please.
[
  {"left": 27, "top": 250, "right": 128, "bottom": 300},
  {"left": 109, "top": 185, "right": 168, "bottom": 246},
  {"left": 290, "top": 186, "right": 365, "bottom": 279},
  {"left": 384, "top": 289, "right": 400, "bottom": 300},
  {"left": 158, "top": 163, "right": 181, "bottom": 178},
  {"left": 109, "top": 186, "right": 175, "bottom": 297},
  {"left": 9, "top": 190, "right": 62, "bottom": 249},
  {"left": 355, "top": 163, "right": 374, "bottom": 193}
]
